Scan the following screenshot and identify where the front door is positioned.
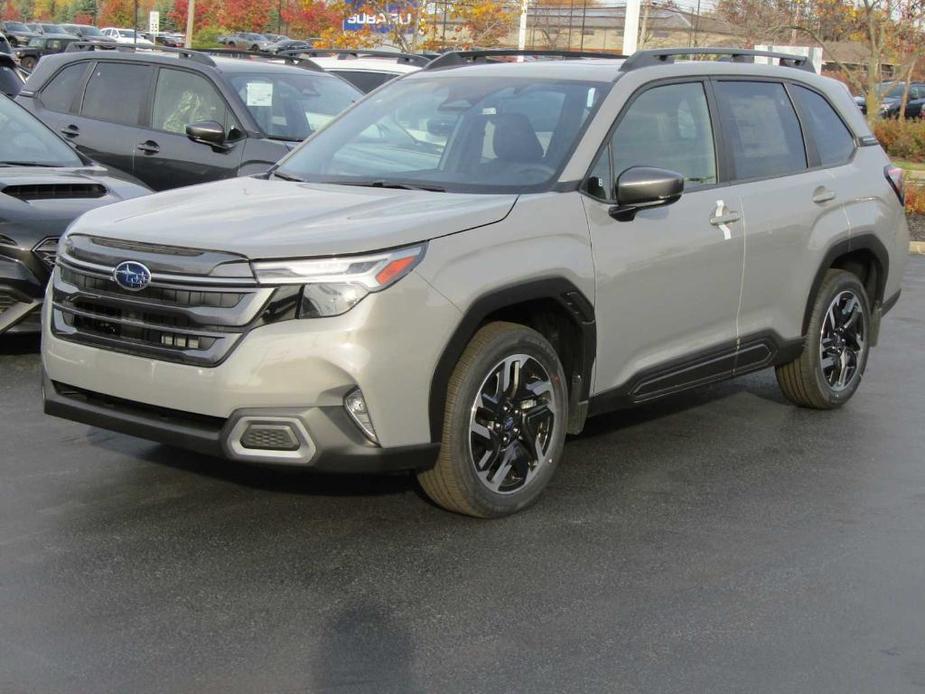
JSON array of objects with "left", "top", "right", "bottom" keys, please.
[
  {"left": 583, "top": 80, "right": 745, "bottom": 401},
  {"left": 131, "top": 67, "right": 245, "bottom": 191}
]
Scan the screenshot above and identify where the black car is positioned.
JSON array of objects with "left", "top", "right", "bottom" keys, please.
[
  {"left": 17, "top": 48, "right": 361, "bottom": 191},
  {"left": 267, "top": 38, "right": 313, "bottom": 54},
  {"left": 140, "top": 31, "right": 185, "bottom": 47},
  {"left": 0, "top": 93, "right": 149, "bottom": 335},
  {"left": 0, "top": 54, "right": 28, "bottom": 96},
  {"left": 855, "top": 81, "right": 925, "bottom": 115},
  {"left": 1, "top": 21, "right": 38, "bottom": 47},
  {"left": 27, "top": 23, "right": 75, "bottom": 36},
  {"left": 60, "top": 24, "right": 116, "bottom": 45},
  {"left": 15, "top": 34, "right": 83, "bottom": 70}
]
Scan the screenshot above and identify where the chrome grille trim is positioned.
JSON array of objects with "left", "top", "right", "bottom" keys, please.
[{"left": 56, "top": 253, "right": 259, "bottom": 288}]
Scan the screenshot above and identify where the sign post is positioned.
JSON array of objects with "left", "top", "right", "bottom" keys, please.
[{"left": 148, "top": 10, "right": 160, "bottom": 41}]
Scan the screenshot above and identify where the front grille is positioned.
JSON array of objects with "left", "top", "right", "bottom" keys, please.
[
  {"left": 3, "top": 183, "right": 106, "bottom": 201},
  {"left": 33, "top": 237, "right": 59, "bottom": 270},
  {"left": 51, "top": 254, "right": 277, "bottom": 367}
]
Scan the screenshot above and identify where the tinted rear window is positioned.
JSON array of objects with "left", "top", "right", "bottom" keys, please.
[
  {"left": 333, "top": 70, "right": 395, "bottom": 93},
  {"left": 714, "top": 81, "right": 806, "bottom": 180},
  {"left": 791, "top": 85, "right": 855, "bottom": 167},
  {"left": 81, "top": 62, "right": 150, "bottom": 125}
]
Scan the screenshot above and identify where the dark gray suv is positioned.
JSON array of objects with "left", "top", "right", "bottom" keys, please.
[{"left": 16, "top": 48, "right": 360, "bottom": 190}]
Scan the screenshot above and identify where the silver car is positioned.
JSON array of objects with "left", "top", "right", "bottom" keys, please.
[{"left": 42, "top": 48, "right": 909, "bottom": 517}]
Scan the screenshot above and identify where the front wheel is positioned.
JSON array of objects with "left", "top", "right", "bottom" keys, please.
[
  {"left": 418, "top": 322, "right": 568, "bottom": 518},
  {"left": 776, "top": 269, "right": 871, "bottom": 409}
]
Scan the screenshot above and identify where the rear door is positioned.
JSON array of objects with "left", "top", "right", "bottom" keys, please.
[
  {"left": 718, "top": 79, "right": 848, "bottom": 355},
  {"left": 24, "top": 59, "right": 91, "bottom": 138},
  {"left": 70, "top": 61, "right": 152, "bottom": 176},
  {"left": 131, "top": 66, "right": 245, "bottom": 190}
]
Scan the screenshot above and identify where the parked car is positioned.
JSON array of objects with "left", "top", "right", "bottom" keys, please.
[
  {"left": 293, "top": 49, "right": 427, "bottom": 92},
  {"left": 60, "top": 24, "right": 116, "bottom": 45},
  {"left": 218, "top": 32, "right": 272, "bottom": 51},
  {"left": 0, "top": 93, "right": 149, "bottom": 336},
  {"left": 14, "top": 34, "right": 83, "bottom": 70},
  {"left": 99, "top": 28, "right": 155, "bottom": 48},
  {"left": 27, "top": 23, "right": 75, "bottom": 36},
  {"left": 0, "top": 53, "right": 28, "bottom": 96},
  {"left": 17, "top": 48, "right": 361, "bottom": 190},
  {"left": 39, "top": 48, "right": 908, "bottom": 517},
  {"left": 1, "top": 21, "right": 38, "bottom": 47},
  {"left": 140, "top": 31, "right": 185, "bottom": 47},
  {"left": 267, "top": 38, "right": 312, "bottom": 55},
  {"left": 262, "top": 33, "right": 289, "bottom": 43},
  {"left": 854, "top": 81, "right": 925, "bottom": 115},
  {"left": 880, "top": 93, "right": 925, "bottom": 119}
]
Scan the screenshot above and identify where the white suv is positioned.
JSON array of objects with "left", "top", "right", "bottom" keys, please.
[{"left": 42, "top": 49, "right": 909, "bottom": 517}]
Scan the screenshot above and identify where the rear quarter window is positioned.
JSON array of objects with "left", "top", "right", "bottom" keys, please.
[
  {"left": 790, "top": 84, "right": 855, "bottom": 167},
  {"left": 40, "top": 62, "right": 90, "bottom": 113}
]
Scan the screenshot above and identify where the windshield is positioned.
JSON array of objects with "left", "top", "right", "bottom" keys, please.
[
  {"left": 27, "top": 37, "right": 44, "bottom": 47},
  {"left": 71, "top": 25, "right": 102, "bottom": 36},
  {"left": 0, "top": 95, "right": 82, "bottom": 166},
  {"left": 5, "top": 22, "right": 29, "bottom": 32},
  {"left": 276, "top": 75, "right": 609, "bottom": 194},
  {"left": 243, "top": 33, "right": 266, "bottom": 41},
  {"left": 227, "top": 71, "right": 359, "bottom": 142},
  {"left": 118, "top": 29, "right": 135, "bottom": 38},
  {"left": 40, "top": 24, "right": 65, "bottom": 33}
]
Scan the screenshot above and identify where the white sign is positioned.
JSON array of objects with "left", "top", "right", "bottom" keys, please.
[
  {"left": 246, "top": 82, "right": 274, "bottom": 107},
  {"left": 754, "top": 45, "right": 823, "bottom": 74},
  {"left": 148, "top": 11, "right": 160, "bottom": 36}
]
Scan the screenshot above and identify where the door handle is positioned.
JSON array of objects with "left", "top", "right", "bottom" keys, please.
[
  {"left": 136, "top": 141, "right": 160, "bottom": 154},
  {"left": 709, "top": 212, "right": 741, "bottom": 225},
  {"left": 709, "top": 200, "right": 739, "bottom": 241},
  {"left": 812, "top": 188, "right": 836, "bottom": 204},
  {"left": 60, "top": 124, "right": 79, "bottom": 137}
]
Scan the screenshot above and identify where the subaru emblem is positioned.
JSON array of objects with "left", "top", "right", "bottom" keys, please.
[{"left": 113, "top": 261, "right": 152, "bottom": 291}]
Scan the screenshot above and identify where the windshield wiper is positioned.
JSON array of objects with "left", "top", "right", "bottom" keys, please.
[
  {"left": 0, "top": 161, "right": 59, "bottom": 167},
  {"left": 271, "top": 169, "right": 306, "bottom": 182},
  {"left": 337, "top": 180, "right": 446, "bottom": 193}
]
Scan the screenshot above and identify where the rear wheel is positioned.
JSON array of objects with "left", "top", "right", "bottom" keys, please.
[
  {"left": 776, "top": 269, "right": 870, "bottom": 409},
  {"left": 418, "top": 322, "right": 567, "bottom": 518}
]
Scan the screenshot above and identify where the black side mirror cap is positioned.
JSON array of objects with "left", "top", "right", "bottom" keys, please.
[
  {"left": 186, "top": 120, "right": 229, "bottom": 150},
  {"left": 608, "top": 166, "right": 684, "bottom": 222}
]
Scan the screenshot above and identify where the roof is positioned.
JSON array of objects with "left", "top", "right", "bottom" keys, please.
[
  {"left": 309, "top": 56, "right": 421, "bottom": 75},
  {"left": 411, "top": 58, "right": 626, "bottom": 81}
]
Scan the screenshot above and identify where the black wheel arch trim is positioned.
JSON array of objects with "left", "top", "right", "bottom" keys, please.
[
  {"left": 802, "top": 233, "right": 889, "bottom": 334},
  {"left": 428, "top": 278, "right": 596, "bottom": 443}
]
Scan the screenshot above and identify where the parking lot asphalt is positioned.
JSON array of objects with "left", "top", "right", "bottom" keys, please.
[{"left": 1, "top": 256, "right": 924, "bottom": 694}]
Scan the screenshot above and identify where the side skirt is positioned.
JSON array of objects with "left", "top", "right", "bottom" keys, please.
[{"left": 587, "top": 330, "right": 804, "bottom": 417}]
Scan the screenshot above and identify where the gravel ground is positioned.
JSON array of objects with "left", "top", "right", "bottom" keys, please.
[{"left": 908, "top": 213, "right": 925, "bottom": 241}]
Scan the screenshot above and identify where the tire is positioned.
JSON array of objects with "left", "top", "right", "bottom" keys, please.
[
  {"left": 418, "top": 321, "right": 568, "bottom": 518},
  {"left": 19, "top": 56, "right": 36, "bottom": 70},
  {"left": 776, "top": 269, "right": 871, "bottom": 409}
]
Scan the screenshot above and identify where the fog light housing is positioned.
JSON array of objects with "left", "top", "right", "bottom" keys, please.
[{"left": 344, "top": 388, "right": 378, "bottom": 444}]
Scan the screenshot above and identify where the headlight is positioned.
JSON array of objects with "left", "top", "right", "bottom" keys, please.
[{"left": 252, "top": 243, "right": 425, "bottom": 317}]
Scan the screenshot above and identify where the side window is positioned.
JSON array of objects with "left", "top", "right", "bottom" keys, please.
[
  {"left": 40, "top": 62, "right": 90, "bottom": 113},
  {"left": 81, "top": 62, "right": 150, "bottom": 125},
  {"left": 714, "top": 81, "right": 806, "bottom": 180},
  {"left": 152, "top": 68, "right": 229, "bottom": 134},
  {"left": 610, "top": 81, "right": 717, "bottom": 185},
  {"left": 790, "top": 84, "right": 855, "bottom": 167}
]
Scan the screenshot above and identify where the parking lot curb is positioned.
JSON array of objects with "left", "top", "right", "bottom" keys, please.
[{"left": 911, "top": 242, "right": 925, "bottom": 255}]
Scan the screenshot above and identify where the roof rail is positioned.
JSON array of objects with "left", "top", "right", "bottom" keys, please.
[
  {"left": 198, "top": 47, "right": 321, "bottom": 71},
  {"left": 284, "top": 48, "right": 430, "bottom": 67},
  {"left": 620, "top": 47, "right": 815, "bottom": 73},
  {"left": 424, "top": 49, "right": 625, "bottom": 70},
  {"left": 63, "top": 42, "right": 217, "bottom": 67}
]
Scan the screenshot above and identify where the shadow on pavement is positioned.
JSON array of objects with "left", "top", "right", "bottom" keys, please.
[{"left": 0, "top": 333, "right": 41, "bottom": 355}]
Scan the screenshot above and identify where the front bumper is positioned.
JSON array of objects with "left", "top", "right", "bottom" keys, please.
[
  {"left": 44, "top": 376, "right": 440, "bottom": 472},
  {"left": 0, "top": 255, "right": 46, "bottom": 334}
]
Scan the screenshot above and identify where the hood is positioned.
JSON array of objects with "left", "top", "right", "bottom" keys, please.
[
  {"left": 0, "top": 165, "right": 150, "bottom": 247},
  {"left": 70, "top": 176, "right": 518, "bottom": 259}
]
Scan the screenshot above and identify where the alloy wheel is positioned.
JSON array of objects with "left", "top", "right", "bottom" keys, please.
[
  {"left": 468, "top": 354, "right": 558, "bottom": 494},
  {"left": 818, "top": 289, "right": 866, "bottom": 392}
]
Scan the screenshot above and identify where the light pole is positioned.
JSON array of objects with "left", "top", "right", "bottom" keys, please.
[{"left": 185, "top": 0, "right": 196, "bottom": 48}]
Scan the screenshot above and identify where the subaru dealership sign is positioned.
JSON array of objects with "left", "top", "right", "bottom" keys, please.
[{"left": 343, "top": 1, "right": 416, "bottom": 32}]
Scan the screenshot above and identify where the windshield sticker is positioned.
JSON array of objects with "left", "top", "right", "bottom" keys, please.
[
  {"left": 481, "top": 107, "right": 497, "bottom": 115},
  {"left": 246, "top": 82, "right": 274, "bottom": 107}
]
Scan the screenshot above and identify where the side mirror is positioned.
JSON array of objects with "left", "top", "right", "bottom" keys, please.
[
  {"left": 609, "top": 166, "right": 684, "bottom": 221},
  {"left": 186, "top": 120, "right": 228, "bottom": 149}
]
